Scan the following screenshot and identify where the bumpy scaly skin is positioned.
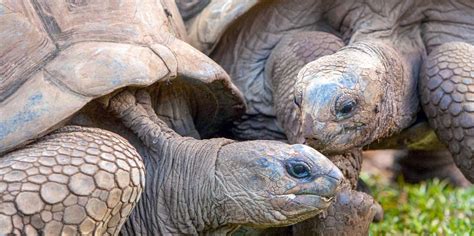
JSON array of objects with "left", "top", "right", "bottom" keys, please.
[
  {"left": 232, "top": 150, "right": 380, "bottom": 236},
  {"left": 215, "top": 22, "right": 410, "bottom": 225},
  {"left": 0, "top": 126, "right": 145, "bottom": 235},
  {"left": 294, "top": 41, "right": 414, "bottom": 153},
  {"left": 241, "top": 186, "right": 381, "bottom": 236},
  {"left": 202, "top": 1, "right": 474, "bottom": 233},
  {"left": 231, "top": 31, "right": 345, "bottom": 141},
  {"left": 421, "top": 42, "right": 474, "bottom": 182}
]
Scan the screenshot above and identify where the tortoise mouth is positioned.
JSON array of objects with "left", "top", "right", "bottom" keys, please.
[
  {"left": 272, "top": 193, "right": 335, "bottom": 212},
  {"left": 280, "top": 174, "right": 342, "bottom": 201},
  {"left": 253, "top": 193, "right": 334, "bottom": 228},
  {"left": 279, "top": 193, "right": 334, "bottom": 202}
]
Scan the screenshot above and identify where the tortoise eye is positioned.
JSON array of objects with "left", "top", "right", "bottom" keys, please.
[
  {"left": 285, "top": 160, "right": 311, "bottom": 179},
  {"left": 340, "top": 100, "right": 356, "bottom": 114},
  {"left": 335, "top": 95, "right": 357, "bottom": 119}
]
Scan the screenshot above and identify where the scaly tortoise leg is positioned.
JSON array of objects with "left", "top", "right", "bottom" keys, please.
[
  {"left": 0, "top": 126, "right": 145, "bottom": 235},
  {"left": 420, "top": 42, "right": 474, "bottom": 183},
  {"left": 138, "top": 86, "right": 201, "bottom": 139}
]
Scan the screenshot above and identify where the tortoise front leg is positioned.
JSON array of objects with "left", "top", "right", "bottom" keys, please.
[
  {"left": 420, "top": 42, "right": 474, "bottom": 183},
  {"left": 138, "top": 86, "right": 201, "bottom": 139},
  {"left": 0, "top": 126, "right": 144, "bottom": 235}
]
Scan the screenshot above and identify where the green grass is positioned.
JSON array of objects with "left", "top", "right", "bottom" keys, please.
[{"left": 360, "top": 172, "right": 474, "bottom": 235}]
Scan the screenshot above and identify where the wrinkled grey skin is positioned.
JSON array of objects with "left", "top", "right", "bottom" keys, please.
[
  {"left": 74, "top": 87, "right": 344, "bottom": 235},
  {"left": 212, "top": 0, "right": 474, "bottom": 182}
]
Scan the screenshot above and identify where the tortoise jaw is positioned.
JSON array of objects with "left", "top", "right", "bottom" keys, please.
[
  {"left": 266, "top": 193, "right": 335, "bottom": 226},
  {"left": 283, "top": 194, "right": 334, "bottom": 209},
  {"left": 280, "top": 192, "right": 335, "bottom": 205},
  {"left": 267, "top": 170, "right": 343, "bottom": 224}
]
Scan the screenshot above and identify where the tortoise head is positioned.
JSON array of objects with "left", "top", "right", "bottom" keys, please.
[
  {"left": 215, "top": 141, "right": 343, "bottom": 227},
  {"left": 292, "top": 41, "right": 417, "bottom": 154}
]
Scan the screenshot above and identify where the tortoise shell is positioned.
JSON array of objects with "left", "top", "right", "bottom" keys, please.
[{"left": 0, "top": 0, "right": 244, "bottom": 154}]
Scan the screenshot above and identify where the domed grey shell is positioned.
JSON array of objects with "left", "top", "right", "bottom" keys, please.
[{"left": 0, "top": 0, "right": 244, "bottom": 154}]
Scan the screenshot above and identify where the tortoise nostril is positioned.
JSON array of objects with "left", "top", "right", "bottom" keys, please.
[
  {"left": 328, "top": 168, "right": 344, "bottom": 182},
  {"left": 323, "top": 168, "right": 344, "bottom": 197}
]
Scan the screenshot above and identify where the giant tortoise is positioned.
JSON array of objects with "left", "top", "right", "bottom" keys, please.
[
  {"left": 187, "top": 0, "right": 474, "bottom": 184},
  {"left": 0, "top": 0, "right": 345, "bottom": 234}
]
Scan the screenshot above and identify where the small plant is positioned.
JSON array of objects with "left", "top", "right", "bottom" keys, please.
[{"left": 361, "top": 172, "right": 474, "bottom": 235}]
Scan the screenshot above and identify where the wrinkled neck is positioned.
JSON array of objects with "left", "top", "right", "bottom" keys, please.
[
  {"left": 122, "top": 138, "right": 232, "bottom": 235},
  {"left": 266, "top": 41, "right": 303, "bottom": 142},
  {"left": 109, "top": 91, "right": 234, "bottom": 234}
]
